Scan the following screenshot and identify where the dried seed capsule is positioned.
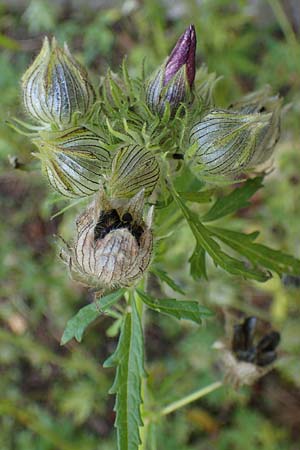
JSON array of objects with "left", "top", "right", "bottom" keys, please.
[
  {"left": 214, "top": 316, "right": 281, "bottom": 389},
  {"left": 33, "top": 127, "right": 111, "bottom": 198},
  {"left": 256, "top": 331, "right": 280, "bottom": 353},
  {"left": 188, "top": 104, "right": 281, "bottom": 181},
  {"left": 60, "top": 189, "right": 153, "bottom": 289},
  {"left": 22, "top": 37, "right": 95, "bottom": 128},
  {"left": 109, "top": 145, "right": 160, "bottom": 198},
  {"left": 146, "top": 25, "right": 196, "bottom": 116}
]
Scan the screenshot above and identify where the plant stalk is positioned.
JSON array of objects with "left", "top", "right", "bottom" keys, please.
[
  {"left": 160, "top": 381, "right": 223, "bottom": 416},
  {"left": 134, "top": 285, "right": 147, "bottom": 450}
]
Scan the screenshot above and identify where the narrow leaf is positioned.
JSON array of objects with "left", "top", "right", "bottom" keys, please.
[
  {"left": 172, "top": 188, "right": 270, "bottom": 281},
  {"left": 189, "top": 244, "right": 207, "bottom": 280},
  {"left": 203, "top": 176, "right": 263, "bottom": 222},
  {"left": 179, "top": 190, "right": 214, "bottom": 204},
  {"left": 137, "top": 289, "right": 212, "bottom": 323},
  {"left": 61, "top": 289, "right": 126, "bottom": 345},
  {"left": 209, "top": 226, "right": 300, "bottom": 276},
  {"left": 151, "top": 267, "right": 185, "bottom": 294},
  {"left": 104, "top": 299, "right": 145, "bottom": 450}
]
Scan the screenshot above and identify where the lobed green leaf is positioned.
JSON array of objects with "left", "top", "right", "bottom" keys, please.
[
  {"left": 151, "top": 267, "right": 185, "bottom": 295},
  {"left": 60, "top": 289, "right": 126, "bottom": 345},
  {"left": 202, "top": 176, "right": 263, "bottom": 222},
  {"left": 137, "top": 289, "right": 212, "bottom": 324},
  {"left": 172, "top": 188, "right": 270, "bottom": 281},
  {"left": 209, "top": 226, "right": 300, "bottom": 276},
  {"left": 189, "top": 244, "right": 207, "bottom": 280},
  {"left": 103, "top": 298, "right": 145, "bottom": 450}
]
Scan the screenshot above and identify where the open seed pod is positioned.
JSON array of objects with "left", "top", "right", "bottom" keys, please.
[
  {"left": 60, "top": 188, "right": 153, "bottom": 289},
  {"left": 214, "top": 316, "right": 280, "bottom": 389}
]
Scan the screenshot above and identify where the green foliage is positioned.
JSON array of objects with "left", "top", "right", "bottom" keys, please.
[
  {"left": 103, "top": 297, "right": 145, "bottom": 450},
  {"left": 172, "top": 187, "right": 271, "bottom": 281},
  {"left": 61, "top": 289, "right": 126, "bottom": 344},
  {"left": 137, "top": 289, "right": 212, "bottom": 324},
  {"left": 2, "top": 1, "right": 300, "bottom": 450},
  {"left": 202, "top": 176, "right": 263, "bottom": 222},
  {"left": 150, "top": 267, "right": 185, "bottom": 295},
  {"left": 209, "top": 227, "right": 300, "bottom": 276}
]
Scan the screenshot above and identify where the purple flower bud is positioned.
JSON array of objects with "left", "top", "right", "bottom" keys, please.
[
  {"left": 164, "top": 24, "right": 196, "bottom": 88},
  {"left": 146, "top": 25, "right": 197, "bottom": 117}
]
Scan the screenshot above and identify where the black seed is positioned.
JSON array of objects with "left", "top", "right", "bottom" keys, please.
[
  {"left": 257, "top": 331, "right": 280, "bottom": 353},
  {"left": 235, "top": 348, "right": 257, "bottom": 364},
  {"left": 94, "top": 225, "right": 106, "bottom": 240},
  {"left": 242, "top": 317, "right": 257, "bottom": 349},
  {"left": 94, "top": 209, "right": 122, "bottom": 240},
  {"left": 256, "top": 350, "right": 277, "bottom": 367},
  {"left": 130, "top": 224, "right": 144, "bottom": 245},
  {"left": 232, "top": 317, "right": 257, "bottom": 353},
  {"left": 122, "top": 212, "right": 133, "bottom": 223},
  {"left": 232, "top": 325, "right": 247, "bottom": 352},
  {"left": 107, "top": 209, "right": 120, "bottom": 221}
]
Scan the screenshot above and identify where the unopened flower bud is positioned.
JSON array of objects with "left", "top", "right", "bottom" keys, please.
[
  {"left": 229, "top": 86, "right": 282, "bottom": 166},
  {"left": 146, "top": 25, "right": 196, "bottom": 116},
  {"left": 33, "top": 127, "right": 111, "bottom": 197},
  {"left": 188, "top": 103, "right": 281, "bottom": 180},
  {"left": 109, "top": 145, "right": 160, "bottom": 198},
  {"left": 60, "top": 189, "right": 153, "bottom": 289},
  {"left": 214, "top": 316, "right": 280, "bottom": 389},
  {"left": 22, "top": 37, "right": 95, "bottom": 128}
]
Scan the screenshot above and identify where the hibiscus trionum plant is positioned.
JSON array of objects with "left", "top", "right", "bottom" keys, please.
[{"left": 13, "top": 25, "right": 300, "bottom": 450}]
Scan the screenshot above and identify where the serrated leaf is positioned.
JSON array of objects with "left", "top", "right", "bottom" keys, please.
[
  {"left": 104, "top": 299, "right": 145, "bottom": 450},
  {"left": 151, "top": 267, "right": 185, "bottom": 294},
  {"left": 172, "top": 189, "right": 270, "bottom": 281},
  {"left": 209, "top": 226, "right": 300, "bottom": 276},
  {"left": 202, "top": 176, "right": 263, "bottom": 222},
  {"left": 61, "top": 289, "right": 126, "bottom": 345},
  {"left": 137, "top": 289, "right": 212, "bottom": 323},
  {"left": 189, "top": 244, "right": 207, "bottom": 280}
]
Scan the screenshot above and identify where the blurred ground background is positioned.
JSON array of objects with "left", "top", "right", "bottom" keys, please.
[{"left": 0, "top": 0, "right": 300, "bottom": 449}]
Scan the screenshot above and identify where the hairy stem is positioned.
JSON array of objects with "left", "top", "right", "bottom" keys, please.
[{"left": 134, "top": 286, "right": 147, "bottom": 450}]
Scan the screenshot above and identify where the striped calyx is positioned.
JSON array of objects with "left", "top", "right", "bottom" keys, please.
[
  {"left": 188, "top": 105, "right": 281, "bottom": 180},
  {"left": 109, "top": 145, "right": 160, "bottom": 198},
  {"left": 33, "top": 127, "right": 111, "bottom": 197},
  {"left": 229, "top": 86, "right": 282, "bottom": 166},
  {"left": 60, "top": 189, "right": 153, "bottom": 289},
  {"left": 22, "top": 37, "right": 95, "bottom": 128},
  {"left": 146, "top": 25, "right": 196, "bottom": 116}
]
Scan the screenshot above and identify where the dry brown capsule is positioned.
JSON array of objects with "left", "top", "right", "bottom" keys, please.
[
  {"left": 214, "top": 316, "right": 280, "bottom": 389},
  {"left": 60, "top": 189, "right": 153, "bottom": 289}
]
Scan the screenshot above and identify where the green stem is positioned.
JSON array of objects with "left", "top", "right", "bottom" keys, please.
[
  {"left": 160, "top": 381, "right": 223, "bottom": 417},
  {"left": 134, "top": 285, "right": 147, "bottom": 450},
  {"left": 267, "top": 0, "right": 299, "bottom": 49}
]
